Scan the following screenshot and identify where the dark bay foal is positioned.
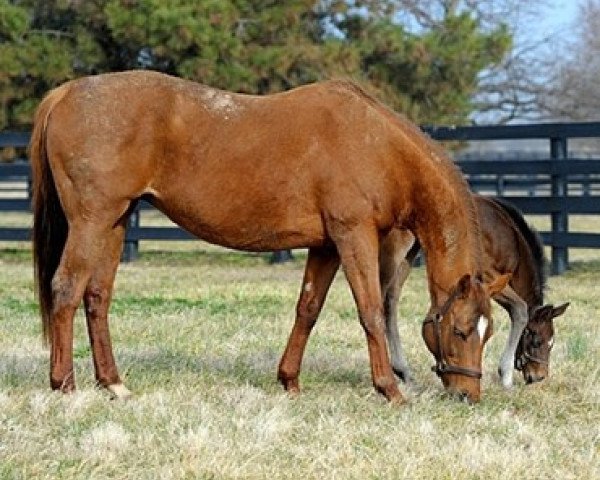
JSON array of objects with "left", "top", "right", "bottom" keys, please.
[{"left": 379, "top": 195, "right": 569, "bottom": 388}]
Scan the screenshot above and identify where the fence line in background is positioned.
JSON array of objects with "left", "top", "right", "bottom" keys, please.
[{"left": 2, "top": 122, "right": 600, "bottom": 274}]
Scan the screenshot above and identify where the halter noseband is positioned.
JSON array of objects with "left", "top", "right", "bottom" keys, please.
[
  {"left": 422, "top": 290, "right": 483, "bottom": 380},
  {"left": 515, "top": 327, "right": 549, "bottom": 371}
]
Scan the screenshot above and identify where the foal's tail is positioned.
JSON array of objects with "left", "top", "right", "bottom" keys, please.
[{"left": 30, "top": 83, "right": 72, "bottom": 344}]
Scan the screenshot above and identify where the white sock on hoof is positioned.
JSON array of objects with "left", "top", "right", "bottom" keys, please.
[{"left": 107, "top": 383, "right": 133, "bottom": 399}]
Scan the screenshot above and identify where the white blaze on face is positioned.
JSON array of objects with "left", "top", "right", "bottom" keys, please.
[{"left": 477, "top": 315, "right": 488, "bottom": 344}]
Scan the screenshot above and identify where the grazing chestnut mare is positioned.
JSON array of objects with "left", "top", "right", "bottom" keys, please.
[
  {"left": 31, "top": 71, "right": 504, "bottom": 403},
  {"left": 378, "top": 195, "right": 569, "bottom": 388}
]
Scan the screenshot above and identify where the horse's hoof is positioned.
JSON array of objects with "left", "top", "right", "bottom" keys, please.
[
  {"left": 392, "top": 367, "right": 414, "bottom": 384},
  {"left": 388, "top": 392, "right": 407, "bottom": 406},
  {"left": 107, "top": 383, "right": 133, "bottom": 400}
]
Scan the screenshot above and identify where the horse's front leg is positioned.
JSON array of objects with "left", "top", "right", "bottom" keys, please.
[
  {"left": 277, "top": 247, "right": 340, "bottom": 394},
  {"left": 335, "top": 225, "right": 403, "bottom": 403},
  {"left": 496, "top": 286, "right": 528, "bottom": 388}
]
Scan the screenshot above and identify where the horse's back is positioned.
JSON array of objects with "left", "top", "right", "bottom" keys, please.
[{"left": 40, "top": 72, "right": 409, "bottom": 250}]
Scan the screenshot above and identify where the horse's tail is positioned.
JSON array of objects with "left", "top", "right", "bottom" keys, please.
[{"left": 30, "top": 83, "right": 72, "bottom": 344}]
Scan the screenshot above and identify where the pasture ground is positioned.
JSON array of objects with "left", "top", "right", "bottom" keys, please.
[{"left": 0, "top": 214, "right": 599, "bottom": 479}]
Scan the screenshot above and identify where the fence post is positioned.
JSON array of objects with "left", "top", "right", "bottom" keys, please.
[
  {"left": 495, "top": 175, "right": 505, "bottom": 196},
  {"left": 270, "top": 249, "right": 294, "bottom": 263},
  {"left": 550, "top": 136, "right": 568, "bottom": 275},
  {"left": 121, "top": 205, "right": 140, "bottom": 262}
]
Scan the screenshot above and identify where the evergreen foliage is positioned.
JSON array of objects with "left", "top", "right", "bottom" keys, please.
[{"left": 0, "top": 0, "right": 510, "bottom": 129}]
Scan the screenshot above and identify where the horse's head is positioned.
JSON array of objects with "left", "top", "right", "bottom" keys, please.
[
  {"left": 422, "top": 273, "right": 510, "bottom": 403},
  {"left": 515, "top": 302, "right": 569, "bottom": 384}
]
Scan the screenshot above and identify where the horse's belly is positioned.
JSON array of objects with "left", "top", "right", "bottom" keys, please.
[
  {"left": 186, "top": 220, "right": 326, "bottom": 251},
  {"left": 155, "top": 199, "right": 327, "bottom": 251}
]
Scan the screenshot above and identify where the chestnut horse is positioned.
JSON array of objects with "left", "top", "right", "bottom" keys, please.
[
  {"left": 378, "top": 195, "right": 569, "bottom": 388},
  {"left": 30, "top": 71, "right": 506, "bottom": 403}
]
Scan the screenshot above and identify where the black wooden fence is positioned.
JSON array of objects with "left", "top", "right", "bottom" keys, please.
[{"left": 2, "top": 122, "right": 600, "bottom": 274}]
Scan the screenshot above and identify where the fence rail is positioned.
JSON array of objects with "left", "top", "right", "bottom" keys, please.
[{"left": 2, "top": 122, "right": 600, "bottom": 274}]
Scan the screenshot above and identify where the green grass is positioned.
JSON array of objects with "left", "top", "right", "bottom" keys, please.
[{"left": 0, "top": 242, "right": 599, "bottom": 479}]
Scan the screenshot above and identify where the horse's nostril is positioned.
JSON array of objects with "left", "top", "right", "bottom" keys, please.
[
  {"left": 458, "top": 392, "right": 472, "bottom": 404},
  {"left": 525, "top": 373, "right": 545, "bottom": 384}
]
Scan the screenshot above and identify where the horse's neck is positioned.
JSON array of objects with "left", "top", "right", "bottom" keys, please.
[{"left": 411, "top": 194, "right": 481, "bottom": 306}]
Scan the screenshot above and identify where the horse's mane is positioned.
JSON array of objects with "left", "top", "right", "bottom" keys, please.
[{"left": 491, "top": 197, "right": 547, "bottom": 302}]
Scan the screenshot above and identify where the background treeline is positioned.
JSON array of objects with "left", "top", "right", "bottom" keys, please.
[
  {"left": 0, "top": 0, "right": 512, "bottom": 130},
  {"left": 2, "top": 0, "right": 599, "bottom": 133}
]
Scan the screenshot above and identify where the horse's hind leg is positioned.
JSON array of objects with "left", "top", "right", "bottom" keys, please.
[
  {"left": 49, "top": 221, "right": 113, "bottom": 392},
  {"left": 278, "top": 247, "right": 340, "bottom": 394},
  {"left": 49, "top": 211, "right": 129, "bottom": 393},
  {"left": 495, "top": 285, "right": 528, "bottom": 388},
  {"left": 83, "top": 224, "right": 131, "bottom": 399},
  {"left": 334, "top": 225, "right": 403, "bottom": 403}
]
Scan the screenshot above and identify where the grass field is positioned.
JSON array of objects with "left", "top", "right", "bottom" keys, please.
[{"left": 1, "top": 232, "right": 599, "bottom": 478}]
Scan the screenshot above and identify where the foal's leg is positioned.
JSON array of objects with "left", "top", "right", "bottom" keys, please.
[
  {"left": 278, "top": 247, "right": 340, "bottom": 394},
  {"left": 379, "top": 231, "right": 416, "bottom": 384},
  {"left": 335, "top": 226, "right": 402, "bottom": 403},
  {"left": 383, "top": 260, "right": 414, "bottom": 383},
  {"left": 49, "top": 221, "right": 116, "bottom": 392},
  {"left": 496, "top": 286, "right": 528, "bottom": 389},
  {"left": 83, "top": 224, "right": 131, "bottom": 399}
]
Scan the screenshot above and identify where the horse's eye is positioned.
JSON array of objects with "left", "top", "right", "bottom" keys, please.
[
  {"left": 453, "top": 327, "right": 467, "bottom": 340},
  {"left": 531, "top": 335, "right": 542, "bottom": 348}
]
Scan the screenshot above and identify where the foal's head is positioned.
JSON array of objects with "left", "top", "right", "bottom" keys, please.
[
  {"left": 515, "top": 302, "right": 570, "bottom": 384},
  {"left": 422, "top": 274, "right": 510, "bottom": 403}
]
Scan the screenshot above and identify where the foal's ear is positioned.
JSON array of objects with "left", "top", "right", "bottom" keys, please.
[
  {"left": 484, "top": 273, "right": 511, "bottom": 297},
  {"left": 551, "top": 302, "right": 570, "bottom": 319}
]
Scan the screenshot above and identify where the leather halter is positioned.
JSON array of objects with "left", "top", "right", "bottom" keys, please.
[
  {"left": 422, "top": 289, "right": 483, "bottom": 380},
  {"left": 515, "top": 327, "right": 549, "bottom": 371}
]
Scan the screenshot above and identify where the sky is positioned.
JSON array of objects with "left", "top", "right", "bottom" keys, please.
[{"left": 526, "top": 0, "right": 580, "bottom": 43}]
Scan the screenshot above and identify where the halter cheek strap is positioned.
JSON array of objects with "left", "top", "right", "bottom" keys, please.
[
  {"left": 515, "top": 328, "right": 549, "bottom": 371},
  {"left": 422, "top": 290, "right": 483, "bottom": 380}
]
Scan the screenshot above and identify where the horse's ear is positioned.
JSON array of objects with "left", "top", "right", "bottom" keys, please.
[
  {"left": 532, "top": 304, "right": 552, "bottom": 320},
  {"left": 456, "top": 274, "right": 472, "bottom": 298},
  {"left": 551, "top": 302, "right": 570, "bottom": 319},
  {"left": 485, "top": 273, "right": 511, "bottom": 296}
]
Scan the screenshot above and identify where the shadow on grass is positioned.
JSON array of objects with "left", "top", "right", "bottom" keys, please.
[
  {"left": 119, "top": 347, "right": 369, "bottom": 390},
  {"left": 0, "top": 247, "right": 31, "bottom": 262},
  {"left": 0, "top": 346, "right": 370, "bottom": 393}
]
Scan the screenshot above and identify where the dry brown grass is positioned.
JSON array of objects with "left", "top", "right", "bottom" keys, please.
[{"left": 0, "top": 223, "right": 599, "bottom": 479}]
